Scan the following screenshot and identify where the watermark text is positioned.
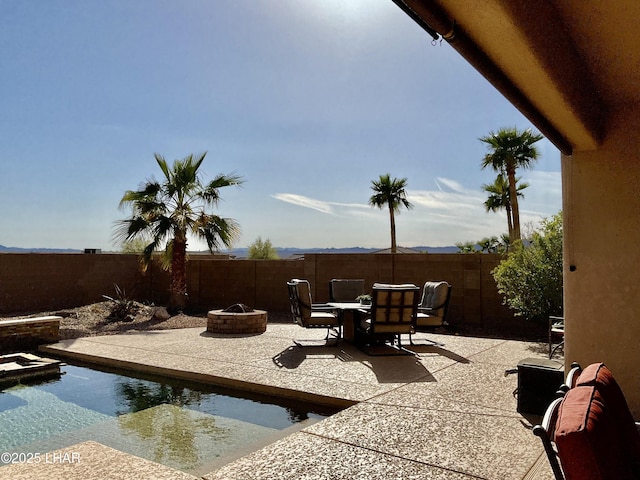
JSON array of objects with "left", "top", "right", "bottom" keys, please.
[{"left": 1, "top": 452, "right": 81, "bottom": 464}]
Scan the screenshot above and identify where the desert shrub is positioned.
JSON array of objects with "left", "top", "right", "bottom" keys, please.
[
  {"left": 102, "top": 284, "right": 138, "bottom": 321},
  {"left": 120, "top": 237, "right": 150, "bottom": 254},
  {"left": 247, "top": 237, "right": 279, "bottom": 259},
  {"left": 492, "top": 212, "right": 563, "bottom": 322}
]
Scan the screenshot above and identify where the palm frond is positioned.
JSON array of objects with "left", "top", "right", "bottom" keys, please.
[
  {"left": 480, "top": 127, "right": 543, "bottom": 173},
  {"left": 140, "top": 239, "right": 161, "bottom": 271},
  {"left": 118, "top": 181, "right": 162, "bottom": 209},
  {"left": 154, "top": 154, "right": 171, "bottom": 181},
  {"left": 201, "top": 172, "right": 244, "bottom": 205},
  {"left": 194, "top": 213, "right": 241, "bottom": 251},
  {"left": 160, "top": 240, "right": 174, "bottom": 271},
  {"left": 369, "top": 173, "right": 412, "bottom": 212},
  {"left": 112, "top": 217, "right": 150, "bottom": 245}
]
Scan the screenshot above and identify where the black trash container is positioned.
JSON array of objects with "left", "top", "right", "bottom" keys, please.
[{"left": 516, "top": 357, "right": 564, "bottom": 415}]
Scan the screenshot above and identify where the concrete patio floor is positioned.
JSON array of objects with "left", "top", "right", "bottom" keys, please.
[{"left": 4, "top": 324, "right": 560, "bottom": 479}]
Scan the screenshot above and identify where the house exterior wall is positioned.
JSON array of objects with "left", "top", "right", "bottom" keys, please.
[{"left": 563, "top": 102, "right": 640, "bottom": 417}]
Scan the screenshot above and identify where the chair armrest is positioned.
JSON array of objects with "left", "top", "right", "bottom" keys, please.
[
  {"left": 418, "top": 305, "right": 446, "bottom": 314},
  {"left": 312, "top": 303, "right": 336, "bottom": 312},
  {"left": 550, "top": 317, "right": 564, "bottom": 331},
  {"left": 549, "top": 315, "right": 564, "bottom": 325}
]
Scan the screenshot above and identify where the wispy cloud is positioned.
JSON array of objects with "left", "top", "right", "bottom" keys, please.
[
  {"left": 271, "top": 172, "right": 561, "bottom": 246},
  {"left": 433, "top": 177, "right": 466, "bottom": 193},
  {"left": 408, "top": 173, "right": 561, "bottom": 244},
  {"left": 271, "top": 194, "right": 372, "bottom": 215},
  {"left": 271, "top": 193, "right": 336, "bottom": 214},
  {"left": 408, "top": 176, "right": 486, "bottom": 213}
]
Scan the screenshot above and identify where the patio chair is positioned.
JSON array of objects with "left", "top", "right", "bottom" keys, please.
[
  {"left": 287, "top": 279, "right": 341, "bottom": 346},
  {"left": 356, "top": 283, "right": 419, "bottom": 355},
  {"left": 530, "top": 363, "right": 586, "bottom": 480},
  {"left": 562, "top": 362, "right": 582, "bottom": 391},
  {"left": 532, "top": 397, "right": 566, "bottom": 480},
  {"left": 533, "top": 362, "right": 640, "bottom": 480},
  {"left": 410, "top": 281, "right": 451, "bottom": 346},
  {"left": 548, "top": 315, "right": 564, "bottom": 358},
  {"left": 329, "top": 278, "right": 365, "bottom": 302}
]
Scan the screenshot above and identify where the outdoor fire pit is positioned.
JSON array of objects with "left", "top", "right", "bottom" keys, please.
[{"left": 207, "top": 304, "right": 267, "bottom": 334}]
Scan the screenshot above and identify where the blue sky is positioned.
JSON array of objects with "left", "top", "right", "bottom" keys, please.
[{"left": 1, "top": 0, "right": 561, "bottom": 251}]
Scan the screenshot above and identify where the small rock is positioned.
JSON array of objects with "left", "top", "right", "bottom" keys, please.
[{"left": 151, "top": 306, "right": 171, "bottom": 321}]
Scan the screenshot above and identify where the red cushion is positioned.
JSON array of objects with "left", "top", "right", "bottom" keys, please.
[
  {"left": 555, "top": 386, "right": 636, "bottom": 480},
  {"left": 576, "top": 363, "right": 640, "bottom": 462}
]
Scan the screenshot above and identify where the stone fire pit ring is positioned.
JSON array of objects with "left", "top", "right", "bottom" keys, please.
[{"left": 207, "top": 309, "right": 267, "bottom": 335}]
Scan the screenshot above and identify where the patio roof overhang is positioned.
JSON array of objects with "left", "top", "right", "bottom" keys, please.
[{"left": 391, "top": 0, "right": 640, "bottom": 155}]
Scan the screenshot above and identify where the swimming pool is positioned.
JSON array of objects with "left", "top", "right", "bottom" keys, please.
[{"left": 0, "top": 363, "right": 337, "bottom": 475}]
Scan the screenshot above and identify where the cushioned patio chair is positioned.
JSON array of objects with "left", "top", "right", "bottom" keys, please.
[
  {"left": 287, "top": 279, "right": 341, "bottom": 346},
  {"left": 410, "top": 281, "right": 451, "bottom": 346},
  {"left": 533, "top": 362, "right": 640, "bottom": 480},
  {"left": 356, "top": 283, "right": 419, "bottom": 355},
  {"left": 329, "top": 278, "right": 365, "bottom": 302},
  {"left": 532, "top": 397, "right": 566, "bottom": 480}
]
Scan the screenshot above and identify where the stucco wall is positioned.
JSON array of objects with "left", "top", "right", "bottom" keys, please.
[{"left": 563, "top": 102, "right": 640, "bottom": 417}]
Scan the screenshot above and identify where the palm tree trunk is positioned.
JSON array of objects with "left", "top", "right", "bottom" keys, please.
[
  {"left": 506, "top": 203, "right": 514, "bottom": 241},
  {"left": 506, "top": 164, "right": 521, "bottom": 244},
  {"left": 389, "top": 205, "right": 397, "bottom": 254},
  {"left": 169, "top": 232, "right": 188, "bottom": 313}
]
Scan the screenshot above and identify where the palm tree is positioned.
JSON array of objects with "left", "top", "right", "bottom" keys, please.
[
  {"left": 482, "top": 173, "right": 529, "bottom": 242},
  {"left": 115, "top": 152, "right": 243, "bottom": 312},
  {"left": 369, "top": 174, "right": 413, "bottom": 253},
  {"left": 480, "top": 127, "right": 543, "bottom": 245},
  {"left": 478, "top": 236, "right": 500, "bottom": 253}
]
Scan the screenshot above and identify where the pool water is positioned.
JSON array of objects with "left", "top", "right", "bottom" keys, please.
[{"left": 0, "top": 363, "right": 335, "bottom": 474}]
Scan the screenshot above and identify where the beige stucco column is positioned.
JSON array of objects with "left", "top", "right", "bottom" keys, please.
[{"left": 563, "top": 102, "right": 640, "bottom": 417}]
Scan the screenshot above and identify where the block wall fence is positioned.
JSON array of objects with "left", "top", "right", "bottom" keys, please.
[{"left": 0, "top": 253, "right": 517, "bottom": 332}]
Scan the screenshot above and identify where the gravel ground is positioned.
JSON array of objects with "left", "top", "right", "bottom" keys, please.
[{"left": 0, "top": 302, "right": 291, "bottom": 341}]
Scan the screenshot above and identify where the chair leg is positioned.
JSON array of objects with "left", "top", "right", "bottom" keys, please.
[
  {"left": 549, "top": 339, "right": 564, "bottom": 359},
  {"left": 293, "top": 327, "right": 340, "bottom": 347},
  {"left": 358, "top": 333, "right": 415, "bottom": 356},
  {"left": 327, "top": 326, "right": 341, "bottom": 341},
  {"left": 532, "top": 425, "right": 566, "bottom": 480},
  {"left": 396, "top": 334, "right": 416, "bottom": 355},
  {"left": 409, "top": 332, "right": 445, "bottom": 347}
]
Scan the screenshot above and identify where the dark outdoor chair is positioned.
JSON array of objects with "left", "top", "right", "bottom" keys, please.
[
  {"left": 287, "top": 279, "right": 341, "bottom": 346},
  {"left": 329, "top": 278, "right": 365, "bottom": 302},
  {"left": 410, "top": 281, "right": 451, "bottom": 346},
  {"left": 563, "top": 362, "right": 581, "bottom": 390},
  {"left": 356, "top": 283, "right": 419, "bottom": 355},
  {"left": 531, "top": 363, "right": 584, "bottom": 480},
  {"left": 532, "top": 397, "right": 566, "bottom": 480},
  {"left": 548, "top": 315, "right": 564, "bottom": 358}
]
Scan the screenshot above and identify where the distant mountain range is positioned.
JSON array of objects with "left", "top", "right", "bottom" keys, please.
[
  {"left": 0, "top": 244, "right": 81, "bottom": 253},
  {"left": 224, "top": 245, "right": 459, "bottom": 258},
  {"left": 0, "top": 244, "right": 460, "bottom": 256}
]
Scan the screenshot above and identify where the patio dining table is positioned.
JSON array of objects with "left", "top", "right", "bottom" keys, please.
[{"left": 327, "top": 302, "right": 370, "bottom": 342}]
